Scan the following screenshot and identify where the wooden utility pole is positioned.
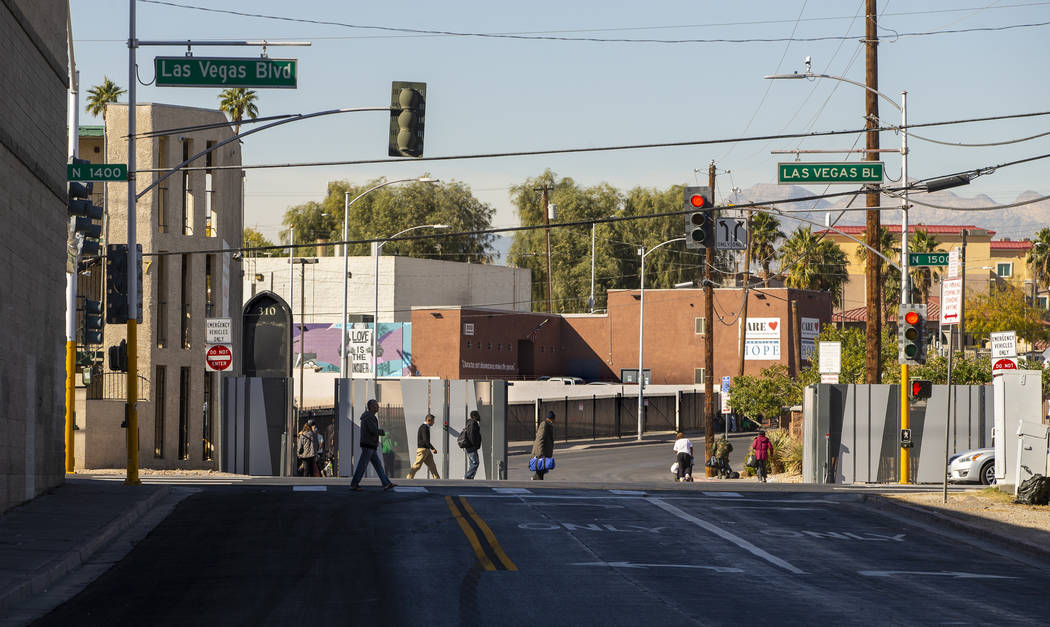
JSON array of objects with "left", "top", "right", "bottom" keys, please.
[
  {"left": 536, "top": 184, "right": 554, "bottom": 312},
  {"left": 864, "top": 0, "right": 882, "bottom": 384},
  {"left": 704, "top": 162, "right": 716, "bottom": 476},
  {"left": 737, "top": 208, "right": 753, "bottom": 379}
]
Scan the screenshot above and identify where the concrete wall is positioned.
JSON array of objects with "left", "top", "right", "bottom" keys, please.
[
  {"left": 78, "top": 103, "right": 243, "bottom": 470},
  {"left": 243, "top": 255, "right": 531, "bottom": 324},
  {"left": 0, "top": 0, "right": 67, "bottom": 510}
]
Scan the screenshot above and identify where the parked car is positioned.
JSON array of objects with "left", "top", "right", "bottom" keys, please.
[
  {"left": 948, "top": 448, "right": 996, "bottom": 485},
  {"left": 546, "top": 376, "right": 585, "bottom": 385}
]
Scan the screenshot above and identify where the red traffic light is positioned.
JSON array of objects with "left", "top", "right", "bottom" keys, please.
[
  {"left": 904, "top": 310, "right": 920, "bottom": 325},
  {"left": 689, "top": 194, "right": 708, "bottom": 208}
]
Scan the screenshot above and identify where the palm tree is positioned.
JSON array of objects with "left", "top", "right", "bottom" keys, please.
[
  {"left": 1027, "top": 228, "right": 1050, "bottom": 306},
  {"left": 218, "top": 88, "right": 259, "bottom": 134},
  {"left": 779, "top": 227, "right": 849, "bottom": 306},
  {"left": 86, "top": 77, "right": 126, "bottom": 121},
  {"left": 748, "top": 211, "right": 785, "bottom": 281},
  {"left": 908, "top": 228, "right": 942, "bottom": 304}
]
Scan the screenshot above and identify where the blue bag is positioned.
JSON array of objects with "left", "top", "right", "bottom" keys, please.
[{"left": 529, "top": 457, "right": 556, "bottom": 472}]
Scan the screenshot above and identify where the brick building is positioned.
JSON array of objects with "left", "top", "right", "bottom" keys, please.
[{"left": 411, "top": 287, "right": 833, "bottom": 385}]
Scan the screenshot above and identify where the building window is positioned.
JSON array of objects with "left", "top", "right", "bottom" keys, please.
[
  {"left": 1038, "top": 296, "right": 1048, "bottom": 310},
  {"left": 178, "top": 367, "right": 191, "bottom": 460},
  {"left": 487, "top": 342, "right": 492, "bottom": 350},
  {"left": 156, "top": 253, "right": 168, "bottom": 348},
  {"left": 181, "top": 254, "right": 191, "bottom": 349},
  {"left": 693, "top": 368, "right": 705, "bottom": 384},
  {"left": 466, "top": 341, "right": 471, "bottom": 349},
  {"left": 695, "top": 317, "right": 707, "bottom": 335},
  {"left": 181, "top": 139, "right": 193, "bottom": 236},
  {"left": 205, "top": 141, "right": 216, "bottom": 237},
  {"left": 203, "top": 371, "right": 214, "bottom": 461},
  {"left": 205, "top": 254, "right": 215, "bottom": 318},
  {"left": 157, "top": 136, "right": 168, "bottom": 233},
  {"left": 154, "top": 365, "right": 166, "bottom": 458},
  {"left": 996, "top": 263, "right": 1012, "bottom": 278}
]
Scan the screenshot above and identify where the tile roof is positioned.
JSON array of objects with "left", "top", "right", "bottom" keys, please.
[
  {"left": 819, "top": 224, "right": 994, "bottom": 237},
  {"left": 831, "top": 297, "right": 939, "bottom": 323},
  {"left": 990, "top": 241, "right": 1033, "bottom": 250}
]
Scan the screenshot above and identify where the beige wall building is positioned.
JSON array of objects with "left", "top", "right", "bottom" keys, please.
[
  {"left": 75, "top": 103, "right": 243, "bottom": 470},
  {"left": 1, "top": 0, "right": 67, "bottom": 511}
]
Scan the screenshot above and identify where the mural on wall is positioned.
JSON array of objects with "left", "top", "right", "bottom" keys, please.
[{"left": 292, "top": 322, "right": 415, "bottom": 376}]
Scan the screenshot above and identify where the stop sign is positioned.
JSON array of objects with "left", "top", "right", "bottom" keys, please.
[
  {"left": 206, "top": 344, "right": 233, "bottom": 371},
  {"left": 992, "top": 358, "right": 1018, "bottom": 372}
]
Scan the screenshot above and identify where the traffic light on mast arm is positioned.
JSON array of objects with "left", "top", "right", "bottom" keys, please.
[
  {"left": 684, "top": 186, "right": 713, "bottom": 249},
  {"left": 68, "top": 162, "right": 102, "bottom": 257},
  {"left": 388, "top": 81, "right": 426, "bottom": 157},
  {"left": 897, "top": 303, "right": 927, "bottom": 365}
]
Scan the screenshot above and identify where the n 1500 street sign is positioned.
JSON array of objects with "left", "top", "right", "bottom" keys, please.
[{"left": 155, "top": 57, "right": 297, "bottom": 88}]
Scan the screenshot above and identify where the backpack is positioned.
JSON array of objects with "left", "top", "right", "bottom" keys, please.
[{"left": 457, "top": 427, "right": 470, "bottom": 449}]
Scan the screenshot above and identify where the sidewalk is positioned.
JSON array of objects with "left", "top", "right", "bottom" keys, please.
[{"left": 0, "top": 477, "right": 170, "bottom": 616}]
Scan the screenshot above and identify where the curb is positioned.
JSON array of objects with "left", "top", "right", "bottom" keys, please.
[
  {"left": 0, "top": 486, "right": 172, "bottom": 611},
  {"left": 861, "top": 493, "right": 1050, "bottom": 560}
]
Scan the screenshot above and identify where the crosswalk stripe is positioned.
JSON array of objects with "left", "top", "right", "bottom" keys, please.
[
  {"left": 292, "top": 485, "right": 327, "bottom": 492},
  {"left": 393, "top": 486, "right": 428, "bottom": 493},
  {"left": 492, "top": 487, "right": 531, "bottom": 494},
  {"left": 702, "top": 491, "right": 742, "bottom": 497},
  {"left": 609, "top": 489, "right": 647, "bottom": 495}
]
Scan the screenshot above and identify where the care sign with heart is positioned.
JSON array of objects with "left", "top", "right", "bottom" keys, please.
[{"left": 745, "top": 317, "right": 783, "bottom": 361}]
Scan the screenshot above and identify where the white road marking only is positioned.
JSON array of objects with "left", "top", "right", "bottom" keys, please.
[
  {"left": 292, "top": 485, "right": 327, "bottom": 492},
  {"left": 609, "top": 490, "right": 647, "bottom": 495},
  {"left": 572, "top": 561, "right": 743, "bottom": 572},
  {"left": 859, "top": 570, "right": 1017, "bottom": 579},
  {"left": 702, "top": 491, "right": 742, "bottom": 497},
  {"left": 493, "top": 487, "right": 531, "bottom": 494},
  {"left": 649, "top": 498, "right": 806, "bottom": 574},
  {"left": 393, "top": 486, "right": 428, "bottom": 493}
]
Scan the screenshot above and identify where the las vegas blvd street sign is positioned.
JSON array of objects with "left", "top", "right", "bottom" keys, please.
[
  {"left": 154, "top": 57, "right": 297, "bottom": 88},
  {"left": 778, "top": 162, "right": 884, "bottom": 184},
  {"left": 67, "top": 163, "right": 128, "bottom": 182}
]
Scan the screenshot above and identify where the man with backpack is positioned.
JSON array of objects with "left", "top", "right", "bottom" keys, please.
[{"left": 459, "top": 410, "right": 482, "bottom": 479}]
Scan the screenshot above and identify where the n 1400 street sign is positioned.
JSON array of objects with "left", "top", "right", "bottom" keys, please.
[
  {"left": 67, "top": 163, "right": 127, "bottom": 182},
  {"left": 778, "top": 162, "right": 884, "bottom": 184},
  {"left": 155, "top": 57, "right": 297, "bottom": 88}
]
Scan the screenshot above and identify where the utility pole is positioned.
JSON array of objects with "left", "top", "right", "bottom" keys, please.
[
  {"left": 704, "top": 161, "right": 716, "bottom": 475},
  {"left": 864, "top": 0, "right": 882, "bottom": 384},
  {"left": 536, "top": 184, "right": 554, "bottom": 313},
  {"left": 737, "top": 208, "right": 753, "bottom": 379}
]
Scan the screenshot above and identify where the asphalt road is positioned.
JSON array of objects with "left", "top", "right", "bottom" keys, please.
[
  {"left": 507, "top": 432, "right": 754, "bottom": 482},
  {"left": 32, "top": 481, "right": 1050, "bottom": 626}
]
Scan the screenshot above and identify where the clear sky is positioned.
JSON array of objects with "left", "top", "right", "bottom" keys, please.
[{"left": 70, "top": 1, "right": 1050, "bottom": 242}]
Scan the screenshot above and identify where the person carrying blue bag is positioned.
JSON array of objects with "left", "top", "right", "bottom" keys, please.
[{"left": 531, "top": 410, "right": 556, "bottom": 480}]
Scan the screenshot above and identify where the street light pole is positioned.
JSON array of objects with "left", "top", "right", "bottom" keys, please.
[
  {"left": 372, "top": 222, "right": 449, "bottom": 382},
  {"left": 636, "top": 237, "right": 685, "bottom": 441},
  {"left": 336, "top": 177, "right": 438, "bottom": 377}
]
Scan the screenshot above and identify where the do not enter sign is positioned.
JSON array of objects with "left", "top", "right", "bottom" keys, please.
[
  {"left": 992, "top": 358, "right": 1018, "bottom": 372},
  {"left": 206, "top": 344, "right": 233, "bottom": 371}
]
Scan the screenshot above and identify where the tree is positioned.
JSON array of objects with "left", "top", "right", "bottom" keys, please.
[
  {"left": 727, "top": 365, "right": 802, "bottom": 423},
  {"left": 854, "top": 226, "right": 900, "bottom": 320},
  {"left": 779, "top": 227, "right": 849, "bottom": 306},
  {"left": 218, "top": 88, "right": 259, "bottom": 134},
  {"left": 241, "top": 227, "right": 277, "bottom": 257},
  {"left": 748, "top": 211, "right": 785, "bottom": 281},
  {"left": 280, "top": 178, "right": 496, "bottom": 262},
  {"left": 86, "top": 77, "right": 126, "bottom": 121},
  {"left": 1026, "top": 228, "right": 1050, "bottom": 299},
  {"left": 799, "top": 325, "right": 898, "bottom": 386},
  {"left": 908, "top": 228, "right": 942, "bottom": 304},
  {"left": 965, "top": 284, "right": 1048, "bottom": 345}
]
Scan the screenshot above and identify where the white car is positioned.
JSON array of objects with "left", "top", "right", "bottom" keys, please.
[
  {"left": 948, "top": 448, "right": 996, "bottom": 485},
  {"left": 546, "top": 376, "right": 585, "bottom": 385}
]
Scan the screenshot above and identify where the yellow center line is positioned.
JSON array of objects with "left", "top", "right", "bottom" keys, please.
[
  {"left": 457, "top": 497, "right": 518, "bottom": 572},
  {"left": 446, "top": 495, "right": 497, "bottom": 571}
]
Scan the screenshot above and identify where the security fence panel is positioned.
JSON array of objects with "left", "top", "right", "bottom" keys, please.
[
  {"left": 447, "top": 380, "right": 471, "bottom": 479},
  {"left": 334, "top": 379, "right": 352, "bottom": 477},
  {"left": 219, "top": 376, "right": 288, "bottom": 476}
]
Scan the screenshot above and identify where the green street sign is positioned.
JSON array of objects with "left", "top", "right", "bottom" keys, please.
[
  {"left": 778, "top": 162, "right": 884, "bottom": 184},
  {"left": 154, "top": 57, "right": 297, "bottom": 88},
  {"left": 67, "top": 163, "right": 127, "bottom": 182},
  {"left": 909, "top": 252, "right": 950, "bottom": 267}
]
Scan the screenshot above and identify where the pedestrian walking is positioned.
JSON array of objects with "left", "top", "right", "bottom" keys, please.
[
  {"left": 461, "top": 410, "right": 482, "bottom": 479},
  {"left": 296, "top": 419, "right": 320, "bottom": 477},
  {"left": 713, "top": 434, "right": 733, "bottom": 478},
  {"left": 532, "top": 410, "right": 556, "bottom": 480},
  {"left": 350, "top": 399, "right": 396, "bottom": 491},
  {"left": 406, "top": 413, "right": 440, "bottom": 479},
  {"left": 672, "top": 432, "right": 693, "bottom": 482},
  {"left": 751, "top": 429, "right": 773, "bottom": 483}
]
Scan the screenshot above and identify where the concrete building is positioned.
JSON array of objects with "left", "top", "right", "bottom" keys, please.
[
  {"left": 1, "top": 0, "right": 67, "bottom": 511},
  {"left": 75, "top": 103, "right": 243, "bottom": 470},
  {"left": 411, "top": 287, "right": 833, "bottom": 385},
  {"left": 243, "top": 255, "right": 531, "bottom": 324}
]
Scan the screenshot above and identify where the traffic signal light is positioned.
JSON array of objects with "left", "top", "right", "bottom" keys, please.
[
  {"left": 82, "top": 299, "right": 104, "bottom": 345},
  {"left": 684, "top": 186, "right": 713, "bottom": 249},
  {"left": 106, "top": 244, "right": 142, "bottom": 324},
  {"left": 897, "top": 304, "right": 927, "bottom": 365},
  {"left": 68, "top": 163, "right": 102, "bottom": 257},
  {"left": 108, "top": 339, "right": 128, "bottom": 372},
  {"left": 388, "top": 81, "right": 426, "bottom": 157},
  {"left": 910, "top": 380, "right": 932, "bottom": 400}
]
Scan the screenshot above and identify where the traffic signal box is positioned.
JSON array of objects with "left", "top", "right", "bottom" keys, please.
[
  {"left": 82, "top": 299, "right": 104, "bottom": 345},
  {"left": 108, "top": 339, "right": 128, "bottom": 373},
  {"left": 388, "top": 81, "right": 426, "bottom": 157},
  {"left": 684, "top": 186, "right": 713, "bottom": 249},
  {"left": 897, "top": 303, "right": 927, "bottom": 365},
  {"left": 106, "top": 244, "right": 143, "bottom": 324},
  {"left": 68, "top": 162, "right": 102, "bottom": 257}
]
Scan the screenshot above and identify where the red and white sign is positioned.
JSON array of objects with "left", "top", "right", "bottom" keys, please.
[
  {"left": 992, "top": 358, "right": 1018, "bottom": 372},
  {"left": 206, "top": 344, "right": 233, "bottom": 372},
  {"left": 940, "top": 278, "right": 963, "bottom": 325}
]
